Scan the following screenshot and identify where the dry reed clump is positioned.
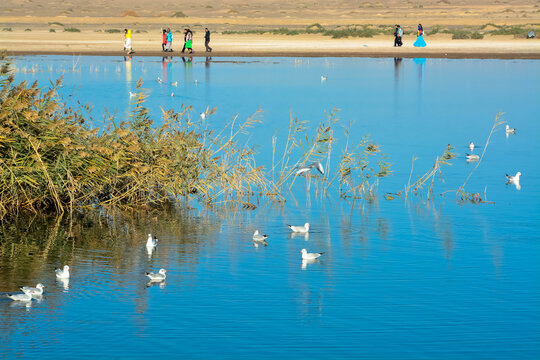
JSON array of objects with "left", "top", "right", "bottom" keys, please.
[
  {"left": 0, "top": 57, "right": 267, "bottom": 218},
  {"left": 0, "top": 56, "right": 390, "bottom": 218}
]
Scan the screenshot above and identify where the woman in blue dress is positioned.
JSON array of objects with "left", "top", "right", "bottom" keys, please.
[{"left": 413, "top": 24, "right": 427, "bottom": 47}]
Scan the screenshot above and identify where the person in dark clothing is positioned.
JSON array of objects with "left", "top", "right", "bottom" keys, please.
[
  {"left": 394, "top": 25, "right": 403, "bottom": 47},
  {"left": 181, "top": 28, "right": 188, "bottom": 53},
  {"left": 394, "top": 25, "right": 399, "bottom": 47},
  {"left": 205, "top": 28, "right": 212, "bottom": 52}
]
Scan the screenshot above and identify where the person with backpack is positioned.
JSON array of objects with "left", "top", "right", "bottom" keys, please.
[{"left": 397, "top": 25, "right": 403, "bottom": 47}]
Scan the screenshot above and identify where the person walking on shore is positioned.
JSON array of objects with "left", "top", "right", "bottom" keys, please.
[
  {"left": 397, "top": 25, "right": 403, "bottom": 46},
  {"left": 124, "top": 29, "right": 134, "bottom": 54},
  {"left": 413, "top": 23, "right": 427, "bottom": 47},
  {"left": 204, "top": 28, "right": 212, "bottom": 52},
  {"left": 186, "top": 29, "right": 193, "bottom": 54},
  {"left": 161, "top": 28, "right": 167, "bottom": 51},
  {"left": 166, "top": 28, "right": 174, "bottom": 52},
  {"left": 393, "top": 25, "right": 400, "bottom": 47},
  {"left": 182, "top": 28, "right": 187, "bottom": 53}
]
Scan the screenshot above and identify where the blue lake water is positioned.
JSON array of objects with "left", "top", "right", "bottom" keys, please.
[{"left": 1, "top": 55, "right": 539, "bottom": 358}]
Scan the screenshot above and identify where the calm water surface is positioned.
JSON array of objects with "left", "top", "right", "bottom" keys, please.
[{"left": 1, "top": 56, "right": 539, "bottom": 358}]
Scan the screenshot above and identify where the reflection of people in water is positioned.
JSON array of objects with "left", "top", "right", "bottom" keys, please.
[
  {"left": 124, "top": 55, "right": 132, "bottom": 83},
  {"left": 413, "top": 24, "right": 427, "bottom": 47},
  {"left": 162, "top": 56, "right": 172, "bottom": 82},
  {"left": 393, "top": 57, "right": 402, "bottom": 84}
]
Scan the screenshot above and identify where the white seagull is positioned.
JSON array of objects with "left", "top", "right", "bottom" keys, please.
[
  {"left": 321, "top": 75, "right": 327, "bottom": 82},
  {"left": 200, "top": 112, "right": 206, "bottom": 120},
  {"left": 170, "top": 92, "right": 174, "bottom": 97},
  {"left": 469, "top": 142, "right": 475, "bottom": 151},
  {"left": 157, "top": 77, "right": 162, "bottom": 84},
  {"left": 55, "top": 265, "right": 70, "bottom": 279},
  {"left": 253, "top": 230, "right": 268, "bottom": 244},
  {"left": 466, "top": 153, "right": 480, "bottom": 161},
  {"left": 171, "top": 81, "right": 178, "bottom": 87},
  {"left": 21, "top": 283, "right": 45, "bottom": 297},
  {"left": 295, "top": 162, "right": 324, "bottom": 176},
  {"left": 7, "top": 293, "right": 32, "bottom": 301},
  {"left": 506, "top": 124, "right": 516, "bottom": 134},
  {"left": 288, "top": 222, "right": 310, "bottom": 233},
  {"left": 146, "top": 233, "right": 158, "bottom": 248},
  {"left": 146, "top": 268, "right": 167, "bottom": 281},
  {"left": 301, "top": 248, "right": 324, "bottom": 260},
  {"left": 129, "top": 91, "right": 136, "bottom": 97},
  {"left": 506, "top": 172, "right": 521, "bottom": 183},
  {"left": 194, "top": 80, "right": 198, "bottom": 85}
]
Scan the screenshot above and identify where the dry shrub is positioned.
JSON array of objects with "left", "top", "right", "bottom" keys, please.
[{"left": 122, "top": 10, "right": 139, "bottom": 17}]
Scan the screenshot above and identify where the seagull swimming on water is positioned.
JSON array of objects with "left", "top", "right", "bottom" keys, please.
[
  {"left": 146, "top": 269, "right": 167, "bottom": 282},
  {"left": 288, "top": 223, "right": 310, "bottom": 233},
  {"left": 200, "top": 112, "right": 206, "bottom": 120},
  {"left": 506, "top": 124, "right": 516, "bottom": 134},
  {"left": 55, "top": 265, "right": 70, "bottom": 279},
  {"left": 321, "top": 75, "right": 327, "bottom": 82},
  {"left": 7, "top": 293, "right": 32, "bottom": 301},
  {"left": 21, "top": 283, "right": 45, "bottom": 297},
  {"left": 295, "top": 162, "right": 324, "bottom": 176},
  {"left": 469, "top": 142, "right": 475, "bottom": 151},
  {"left": 301, "top": 248, "right": 324, "bottom": 260},
  {"left": 157, "top": 77, "right": 162, "bottom": 84},
  {"left": 466, "top": 153, "right": 480, "bottom": 161},
  {"left": 253, "top": 230, "right": 268, "bottom": 242},
  {"left": 146, "top": 233, "right": 158, "bottom": 248},
  {"left": 171, "top": 81, "right": 178, "bottom": 87}
]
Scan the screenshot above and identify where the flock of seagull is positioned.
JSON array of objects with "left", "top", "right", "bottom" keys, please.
[
  {"left": 129, "top": 76, "right": 206, "bottom": 119},
  {"left": 466, "top": 123, "right": 521, "bottom": 190},
  {"left": 5, "top": 160, "right": 327, "bottom": 303},
  {"left": 6, "top": 121, "right": 519, "bottom": 302}
]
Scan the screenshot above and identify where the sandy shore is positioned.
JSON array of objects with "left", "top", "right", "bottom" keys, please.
[
  {"left": 2, "top": 31, "right": 540, "bottom": 59},
  {"left": 1, "top": 1, "right": 539, "bottom": 59}
]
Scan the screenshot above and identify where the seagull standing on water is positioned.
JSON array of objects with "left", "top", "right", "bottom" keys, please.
[
  {"left": 21, "top": 283, "right": 45, "bottom": 297},
  {"left": 295, "top": 162, "right": 324, "bottom": 176},
  {"left": 146, "top": 269, "right": 167, "bottom": 282},
  {"left": 288, "top": 223, "right": 310, "bottom": 233},
  {"left": 55, "top": 265, "right": 70, "bottom": 279},
  {"left": 301, "top": 248, "right": 324, "bottom": 260},
  {"left": 506, "top": 124, "right": 516, "bottom": 134},
  {"left": 469, "top": 142, "right": 475, "bottom": 151}
]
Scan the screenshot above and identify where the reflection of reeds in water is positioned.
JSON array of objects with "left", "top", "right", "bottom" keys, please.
[
  {"left": 387, "top": 113, "right": 504, "bottom": 205},
  {"left": 386, "top": 144, "right": 456, "bottom": 202},
  {"left": 0, "top": 56, "right": 391, "bottom": 217}
]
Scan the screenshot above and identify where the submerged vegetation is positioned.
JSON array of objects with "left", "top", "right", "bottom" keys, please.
[{"left": 0, "top": 56, "right": 389, "bottom": 219}]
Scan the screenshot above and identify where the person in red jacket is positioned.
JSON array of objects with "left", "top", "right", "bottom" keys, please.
[{"left": 161, "top": 29, "right": 167, "bottom": 51}]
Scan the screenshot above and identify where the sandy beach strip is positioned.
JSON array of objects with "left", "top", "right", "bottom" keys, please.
[{"left": 2, "top": 32, "right": 540, "bottom": 59}]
